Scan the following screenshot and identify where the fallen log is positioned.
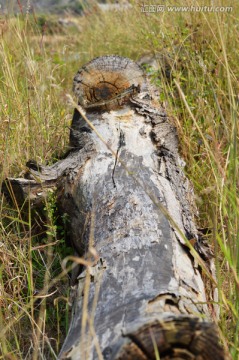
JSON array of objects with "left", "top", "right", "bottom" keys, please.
[{"left": 2, "top": 55, "right": 227, "bottom": 359}]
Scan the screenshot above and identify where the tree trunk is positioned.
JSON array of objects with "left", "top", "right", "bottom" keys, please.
[{"left": 3, "top": 56, "right": 226, "bottom": 360}]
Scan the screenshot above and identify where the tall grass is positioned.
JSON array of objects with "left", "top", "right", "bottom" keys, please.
[
  {"left": 0, "top": 15, "right": 73, "bottom": 358},
  {"left": 0, "top": 0, "right": 238, "bottom": 358}
]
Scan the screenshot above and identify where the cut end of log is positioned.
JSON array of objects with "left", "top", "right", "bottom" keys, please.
[
  {"left": 60, "top": 316, "right": 227, "bottom": 360},
  {"left": 113, "top": 317, "right": 226, "bottom": 360},
  {"left": 73, "top": 55, "right": 147, "bottom": 110}
]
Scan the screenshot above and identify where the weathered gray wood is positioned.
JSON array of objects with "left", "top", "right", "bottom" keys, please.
[{"left": 2, "top": 56, "right": 226, "bottom": 360}]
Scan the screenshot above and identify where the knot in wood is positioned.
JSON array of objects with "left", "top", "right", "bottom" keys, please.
[{"left": 73, "top": 55, "right": 146, "bottom": 110}]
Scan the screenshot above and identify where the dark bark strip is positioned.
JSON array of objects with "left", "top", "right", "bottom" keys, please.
[{"left": 2, "top": 56, "right": 227, "bottom": 360}]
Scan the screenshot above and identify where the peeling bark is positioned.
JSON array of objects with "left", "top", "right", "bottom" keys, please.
[{"left": 2, "top": 56, "right": 226, "bottom": 360}]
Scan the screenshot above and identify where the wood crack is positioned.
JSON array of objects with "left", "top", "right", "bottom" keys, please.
[
  {"left": 126, "top": 334, "right": 154, "bottom": 360},
  {"left": 112, "top": 129, "right": 125, "bottom": 188}
]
